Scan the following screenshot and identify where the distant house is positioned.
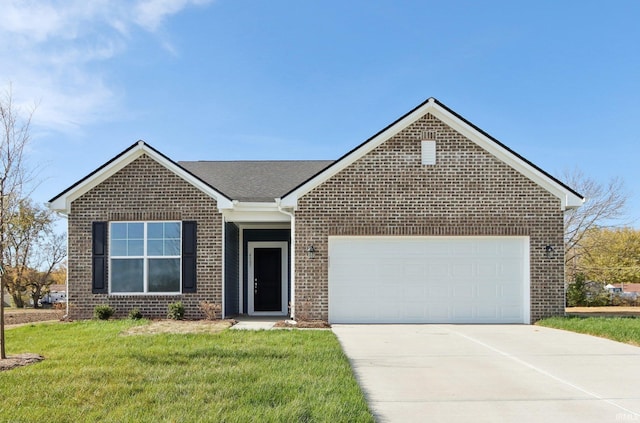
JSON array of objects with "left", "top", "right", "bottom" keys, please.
[
  {"left": 606, "top": 283, "right": 640, "bottom": 299},
  {"left": 48, "top": 98, "right": 583, "bottom": 324},
  {"left": 41, "top": 285, "right": 67, "bottom": 305}
]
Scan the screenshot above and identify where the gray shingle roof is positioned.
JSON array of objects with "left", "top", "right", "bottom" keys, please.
[{"left": 178, "top": 160, "right": 334, "bottom": 202}]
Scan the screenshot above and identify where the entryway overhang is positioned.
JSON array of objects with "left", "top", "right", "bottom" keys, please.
[
  {"left": 221, "top": 201, "right": 292, "bottom": 223},
  {"left": 222, "top": 201, "right": 294, "bottom": 319}
]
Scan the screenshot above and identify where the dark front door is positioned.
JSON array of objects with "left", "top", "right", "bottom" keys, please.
[{"left": 254, "top": 248, "right": 282, "bottom": 312}]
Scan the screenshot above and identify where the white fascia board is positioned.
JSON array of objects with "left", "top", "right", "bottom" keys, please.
[
  {"left": 48, "top": 141, "right": 232, "bottom": 214},
  {"left": 280, "top": 100, "right": 435, "bottom": 207},
  {"left": 49, "top": 145, "right": 147, "bottom": 215},
  {"left": 47, "top": 197, "right": 70, "bottom": 214},
  {"left": 429, "top": 103, "right": 584, "bottom": 210}
]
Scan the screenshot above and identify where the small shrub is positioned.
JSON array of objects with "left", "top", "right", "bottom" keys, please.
[
  {"left": 167, "top": 301, "right": 185, "bottom": 320},
  {"left": 128, "top": 308, "right": 143, "bottom": 320},
  {"left": 53, "top": 302, "right": 66, "bottom": 311},
  {"left": 610, "top": 294, "right": 639, "bottom": 307},
  {"left": 566, "top": 274, "right": 609, "bottom": 307},
  {"left": 199, "top": 301, "right": 222, "bottom": 320},
  {"left": 94, "top": 304, "right": 114, "bottom": 320}
]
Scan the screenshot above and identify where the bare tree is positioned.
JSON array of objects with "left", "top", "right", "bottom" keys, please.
[
  {"left": 561, "top": 168, "right": 628, "bottom": 281},
  {"left": 0, "top": 85, "right": 35, "bottom": 359}
]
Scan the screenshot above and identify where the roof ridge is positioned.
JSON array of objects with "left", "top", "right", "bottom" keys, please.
[{"left": 178, "top": 159, "right": 335, "bottom": 163}]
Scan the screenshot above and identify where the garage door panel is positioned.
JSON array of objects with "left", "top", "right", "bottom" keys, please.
[
  {"left": 477, "top": 305, "right": 499, "bottom": 319},
  {"left": 377, "top": 284, "right": 402, "bottom": 300},
  {"left": 500, "top": 283, "right": 522, "bottom": 298},
  {"left": 453, "top": 305, "right": 474, "bottom": 320},
  {"left": 428, "top": 262, "right": 450, "bottom": 277},
  {"left": 427, "top": 285, "right": 449, "bottom": 298},
  {"left": 328, "top": 236, "right": 529, "bottom": 324},
  {"left": 404, "top": 263, "right": 426, "bottom": 278},
  {"left": 452, "top": 284, "right": 474, "bottom": 298},
  {"left": 403, "top": 284, "right": 426, "bottom": 299},
  {"left": 477, "top": 262, "right": 499, "bottom": 278},
  {"left": 452, "top": 262, "right": 474, "bottom": 278},
  {"left": 427, "top": 303, "right": 450, "bottom": 320},
  {"left": 501, "top": 305, "right": 523, "bottom": 319},
  {"left": 477, "top": 285, "right": 498, "bottom": 299}
]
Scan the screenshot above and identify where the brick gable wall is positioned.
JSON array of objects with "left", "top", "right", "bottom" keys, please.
[
  {"left": 67, "top": 154, "right": 222, "bottom": 319},
  {"left": 294, "top": 113, "right": 564, "bottom": 323}
]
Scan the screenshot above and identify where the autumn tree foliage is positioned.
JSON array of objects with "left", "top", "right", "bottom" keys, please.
[
  {"left": 578, "top": 227, "right": 640, "bottom": 284},
  {"left": 3, "top": 199, "right": 66, "bottom": 308}
]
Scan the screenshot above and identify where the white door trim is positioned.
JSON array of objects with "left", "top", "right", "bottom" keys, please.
[{"left": 248, "top": 241, "right": 288, "bottom": 316}]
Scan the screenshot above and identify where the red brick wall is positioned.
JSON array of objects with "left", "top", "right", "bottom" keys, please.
[
  {"left": 67, "top": 154, "right": 222, "bottom": 319},
  {"left": 294, "top": 113, "right": 564, "bottom": 323}
]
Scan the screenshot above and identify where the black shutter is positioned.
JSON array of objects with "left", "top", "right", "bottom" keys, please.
[
  {"left": 92, "top": 222, "right": 108, "bottom": 294},
  {"left": 182, "top": 221, "right": 197, "bottom": 293}
]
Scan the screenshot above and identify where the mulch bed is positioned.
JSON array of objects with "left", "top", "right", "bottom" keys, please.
[
  {"left": 566, "top": 306, "right": 640, "bottom": 317},
  {"left": 122, "top": 319, "right": 236, "bottom": 335},
  {"left": 274, "top": 320, "right": 331, "bottom": 329},
  {"left": 4, "top": 309, "right": 65, "bottom": 326},
  {"left": 0, "top": 353, "right": 45, "bottom": 371}
]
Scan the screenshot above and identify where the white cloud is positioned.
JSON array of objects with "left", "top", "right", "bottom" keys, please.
[
  {"left": 134, "top": 0, "right": 211, "bottom": 32},
  {"left": 0, "top": 0, "right": 213, "bottom": 133}
]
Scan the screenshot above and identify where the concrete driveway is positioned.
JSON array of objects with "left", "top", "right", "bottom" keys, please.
[{"left": 332, "top": 324, "right": 640, "bottom": 423}]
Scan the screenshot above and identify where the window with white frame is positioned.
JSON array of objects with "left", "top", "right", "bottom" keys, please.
[{"left": 110, "top": 222, "right": 181, "bottom": 293}]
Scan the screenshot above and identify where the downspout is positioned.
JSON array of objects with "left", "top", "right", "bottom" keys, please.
[
  {"left": 221, "top": 216, "right": 226, "bottom": 319},
  {"left": 276, "top": 199, "right": 295, "bottom": 319}
]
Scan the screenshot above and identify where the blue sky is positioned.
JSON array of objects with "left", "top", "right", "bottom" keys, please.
[{"left": 1, "top": 1, "right": 639, "bottom": 225}]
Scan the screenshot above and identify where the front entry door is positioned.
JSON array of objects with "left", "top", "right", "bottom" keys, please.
[
  {"left": 254, "top": 248, "right": 281, "bottom": 311},
  {"left": 248, "top": 242, "right": 288, "bottom": 315}
]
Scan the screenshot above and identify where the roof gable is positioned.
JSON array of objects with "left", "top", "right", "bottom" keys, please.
[
  {"left": 48, "top": 141, "right": 233, "bottom": 214},
  {"left": 279, "top": 98, "right": 584, "bottom": 210}
]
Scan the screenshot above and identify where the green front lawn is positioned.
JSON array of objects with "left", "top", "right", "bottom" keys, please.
[
  {"left": 537, "top": 316, "right": 640, "bottom": 346},
  {"left": 0, "top": 321, "right": 374, "bottom": 422}
]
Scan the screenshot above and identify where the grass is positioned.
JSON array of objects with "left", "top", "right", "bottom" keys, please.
[
  {"left": 0, "top": 320, "right": 374, "bottom": 423},
  {"left": 537, "top": 316, "right": 640, "bottom": 346}
]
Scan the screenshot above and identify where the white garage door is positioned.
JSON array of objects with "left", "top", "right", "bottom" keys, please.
[{"left": 328, "top": 236, "right": 530, "bottom": 324}]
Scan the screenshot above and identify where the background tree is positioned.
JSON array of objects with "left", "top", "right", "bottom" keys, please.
[
  {"left": 26, "top": 232, "right": 66, "bottom": 308},
  {"left": 579, "top": 227, "right": 640, "bottom": 284},
  {"left": 0, "top": 85, "right": 36, "bottom": 359},
  {"left": 49, "top": 260, "right": 67, "bottom": 287},
  {"left": 561, "top": 169, "right": 628, "bottom": 281},
  {"left": 3, "top": 199, "right": 55, "bottom": 307}
]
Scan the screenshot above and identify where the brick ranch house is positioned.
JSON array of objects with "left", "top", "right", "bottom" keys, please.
[{"left": 48, "top": 98, "right": 583, "bottom": 324}]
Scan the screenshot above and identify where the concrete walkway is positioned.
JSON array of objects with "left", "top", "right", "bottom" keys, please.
[
  {"left": 332, "top": 324, "right": 640, "bottom": 423},
  {"left": 229, "top": 316, "right": 280, "bottom": 330}
]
